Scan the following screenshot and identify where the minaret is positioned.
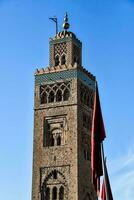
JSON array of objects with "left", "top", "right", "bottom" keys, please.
[{"left": 32, "top": 14, "right": 97, "bottom": 200}]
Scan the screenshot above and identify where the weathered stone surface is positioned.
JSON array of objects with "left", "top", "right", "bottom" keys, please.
[{"left": 32, "top": 29, "right": 97, "bottom": 200}]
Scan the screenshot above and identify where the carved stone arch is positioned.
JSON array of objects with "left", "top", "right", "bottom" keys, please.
[
  {"left": 40, "top": 81, "right": 71, "bottom": 105},
  {"left": 61, "top": 53, "right": 66, "bottom": 65},
  {"left": 51, "top": 127, "right": 62, "bottom": 133},
  {"left": 45, "top": 91, "right": 49, "bottom": 103},
  {"left": 56, "top": 170, "right": 66, "bottom": 183},
  {"left": 59, "top": 82, "right": 66, "bottom": 90},
  {"left": 57, "top": 135, "right": 61, "bottom": 145},
  {"left": 59, "top": 185, "right": 64, "bottom": 200},
  {"left": 46, "top": 85, "right": 51, "bottom": 93},
  {"left": 40, "top": 91, "right": 47, "bottom": 104},
  {"left": 63, "top": 88, "right": 70, "bottom": 101},
  {"left": 62, "top": 82, "right": 70, "bottom": 91},
  {"left": 66, "top": 82, "right": 71, "bottom": 90},
  {"left": 55, "top": 87, "right": 59, "bottom": 94},
  {"left": 43, "top": 170, "right": 67, "bottom": 186},
  {"left": 55, "top": 54, "right": 60, "bottom": 66},
  {"left": 51, "top": 128, "right": 62, "bottom": 146},
  {"left": 50, "top": 88, "right": 56, "bottom": 94},
  {"left": 48, "top": 90, "right": 55, "bottom": 103},
  {"left": 40, "top": 166, "right": 69, "bottom": 200},
  {"left": 51, "top": 128, "right": 62, "bottom": 137},
  {"left": 45, "top": 187, "right": 50, "bottom": 200},
  {"left": 40, "top": 86, "right": 47, "bottom": 104},
  {"left": 40, "top": 87, "right": 45, "bottom": 96},
  {"left": 56, "top": 89, "right": 62, "bottom": 102},
  {"left": 52, "top": 84, "right": 58, "bottom": 92}
]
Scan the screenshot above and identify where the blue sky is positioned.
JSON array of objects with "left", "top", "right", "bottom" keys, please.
[{"left": 0, "top": 0, "right": 134, "bottom": 199}]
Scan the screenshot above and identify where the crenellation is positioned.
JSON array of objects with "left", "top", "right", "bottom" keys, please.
[
  {"left": 34, "top": 64, "right": 95, "bottom": 84},
  {"left": 49, "top": 31, "right": 82, "bottom": 46},
  {"left": 32, "top": 15, "right": 97, "bottom": 200}
]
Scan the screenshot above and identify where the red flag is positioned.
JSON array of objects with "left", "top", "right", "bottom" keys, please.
[
  {"left": 91, "top": 82, "right": 106, "bottom": 194},
  {"left": 101, "top": 156, "right": 113, "bottom": 200},
  {"left": 101, "top": 178, "right": 106, "bottom": 200}
]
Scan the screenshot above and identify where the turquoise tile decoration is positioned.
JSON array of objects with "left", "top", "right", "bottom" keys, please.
[{"left": 35, "top": 69, "right": 95, "bottom": 90}]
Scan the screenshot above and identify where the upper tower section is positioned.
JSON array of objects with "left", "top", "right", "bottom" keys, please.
[
  {"left": 34, "top": 13, "right": 96, "bottom": 109},
  {"left": 49, "top": 13, "right": 82, "bottom": 67}
]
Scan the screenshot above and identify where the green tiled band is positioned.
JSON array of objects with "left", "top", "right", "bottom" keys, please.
[{"left": 35, "top": 69, "right": 95, "bottom": 90}]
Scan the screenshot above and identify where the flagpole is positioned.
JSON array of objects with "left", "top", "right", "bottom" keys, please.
[
  {"left": 101, "top": 143, "right": 109, "bottom": 200},
  {"left": 49, "top": 17, "right": 58, "bottom": 34}
]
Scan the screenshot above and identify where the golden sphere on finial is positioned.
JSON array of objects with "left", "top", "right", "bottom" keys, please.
[{"left": 63, "top": 12, "right": 70, "bottom": 30}]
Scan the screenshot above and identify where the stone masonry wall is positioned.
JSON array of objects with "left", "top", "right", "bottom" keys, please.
[{"left": 32, "top": 79, "right": 79, "bottom": 200}]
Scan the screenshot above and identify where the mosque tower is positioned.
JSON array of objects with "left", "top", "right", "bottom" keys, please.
[{"left": 32, "top": 14, "right": 97, "bottom": 200}]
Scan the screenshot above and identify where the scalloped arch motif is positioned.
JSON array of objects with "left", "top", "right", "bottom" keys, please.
[
  {"left": 43, "top": 170, "right": 66, "bottom": 184},
  {"left": 40, "top": 81, "right": 71, "bottom": 104},
  {"left": 41, "top": 170, "right": 67, "bottom": 200},
  {"left": 80, "top": 83, "right": 94, "bottom": 109}
]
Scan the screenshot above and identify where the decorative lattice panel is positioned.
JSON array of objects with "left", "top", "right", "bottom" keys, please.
[
  {"left": 54, "top": 42, "right": 67, "bottom": 56},
  {"left": 40, "top": 81, "right": 71, "bottom": 104},
  {"left": 73, "top": 44, "right": 80, "bottom": 58}
]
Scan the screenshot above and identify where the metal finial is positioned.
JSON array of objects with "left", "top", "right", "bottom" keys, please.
[{"left": 63, "top": 12, "right": 70, "bottom": 30}]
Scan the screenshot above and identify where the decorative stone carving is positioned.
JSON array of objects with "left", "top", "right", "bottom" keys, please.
[
  {"left": 54, "top": 42, "right": 67, "bottom": 56},
  {"left": 40, "top": 81, "right": 71, "bottom": 104},
  {"left": 40, "top": 165, "right": 70, "bottom": 200},
  {"left": 43, "top": 116, "right": 68, "bottom": 147}
]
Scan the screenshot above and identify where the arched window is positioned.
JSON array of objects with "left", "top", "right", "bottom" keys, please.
[
  {"left": 41, "top": 92, "right": 47, "bottom": 104},
  {"left": 63, "top": 88, "right": 70, "bottom": 101},
  {"left": 57, "top": 135, "right": 61, "bottom": 146},
  {"left": 41, "top": 188, "right": 44, "bottom": 200},
  {"left": 46, "top": 187, "right": 50, "bottom": 200},
  {"left": 48, "top": 91, "right": 55, "bottom": 103},
  {"left": 61, "top": 54, "right": 66, "bottom": 65},
  {"left": 50, "top": 135, "right": 54, "bottom": 146},
  {"left": 52, "top": 187, "right": 57, "bottom": 200},
  {"left": 55, "top": 55, "right": 60, "bottom": 66},
  {"left": 59, "top": 186, "right": 64, "bottom": 200},
  {"left": 56, "top": 90, "right": 62, "bottom": 102}
]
